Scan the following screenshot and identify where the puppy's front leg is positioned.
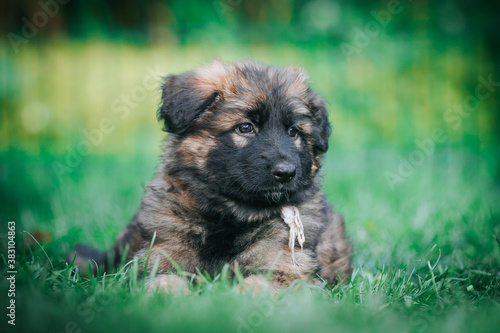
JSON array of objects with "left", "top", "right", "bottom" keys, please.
[
  {"left": 238, "top": 275, "right": 273, "bottom": 294},
  {"left": 147, "top": 274, "right": 189, "bottom": 294}
]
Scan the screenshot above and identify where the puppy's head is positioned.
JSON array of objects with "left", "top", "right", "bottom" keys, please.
[{"left": 159, "top": 60, "right": 330, "bottom": 206}]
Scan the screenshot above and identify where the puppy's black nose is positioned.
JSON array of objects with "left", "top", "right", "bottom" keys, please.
[{"left": 272, "top": 162, "right": 296, "bottom": 183}]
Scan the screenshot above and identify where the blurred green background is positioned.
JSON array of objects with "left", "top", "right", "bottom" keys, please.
[
  {"left": 1, "top": 1, "right": 499, "bottom": 332},
  {"left": 1, "top": 0, "right": 499, "bottom": 243}
]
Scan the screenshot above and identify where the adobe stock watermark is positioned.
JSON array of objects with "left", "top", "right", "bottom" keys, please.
[
  {"left": 6, "top": 0, "right": 71, "bottom": 54},
  {"left": 51, "top": 65, "right": 164, "bottom": 178},
  {"left": 385, "top": 74, "right": 500, "bottom": 190},
  {"left": 6, "top": 222, "right": 17, "bottom": 326},
  {"left": 213, "top": 0, "right": 243, "bottom": 20},
  {"left": 408, "top": 303, "right": 447, "bottom": 333},
  {"left": 52, "top": 292, "right": 112, "bottom": 333},
  {"left": 237, "top": 296, "right": 281, "bottom": 333},
  {"left": 341, "top": 0, "right": 407, "bottom": 63}
]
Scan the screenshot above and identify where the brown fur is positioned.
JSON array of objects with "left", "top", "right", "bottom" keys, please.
[{"left": 76, "top": 60, "right": 352, "bottom": 290}]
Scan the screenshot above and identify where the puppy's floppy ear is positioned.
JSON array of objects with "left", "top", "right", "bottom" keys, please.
[
  {"left": 158, "top": 73, "right": 219, "bottom": 135},
  {"left": 307, "top": 89, "right": 331, "bottom": 154}
]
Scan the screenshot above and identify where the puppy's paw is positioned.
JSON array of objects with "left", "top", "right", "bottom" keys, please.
[
  {"left": 147, "top": 274, "right": 189, "bottom": 295},
  {"left": 238, "top": 275, "right": 277, "bottom": 295}
]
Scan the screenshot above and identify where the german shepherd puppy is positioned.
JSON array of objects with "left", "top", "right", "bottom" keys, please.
[{"left": 74, "top": 60, "right": 352, "bottom": 291}]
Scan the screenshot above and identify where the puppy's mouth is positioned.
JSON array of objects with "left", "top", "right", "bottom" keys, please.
[
  {"left": 253, "top": 185, "right": 296, "bottom": 204},
  {"left": 221, "top": 179, "right": 298, "bottom": 206},
  {"left": 260, "top": 191, "right": 289, "bottom": 203}
]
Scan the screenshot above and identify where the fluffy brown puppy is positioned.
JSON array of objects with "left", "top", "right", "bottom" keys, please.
[{"left": 74, "top": 60, "right": 352, "bottom": 290}]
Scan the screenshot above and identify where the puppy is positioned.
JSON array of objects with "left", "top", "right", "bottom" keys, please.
[{"left": 74, "top": 60, "right": 352, "bottom": 291}]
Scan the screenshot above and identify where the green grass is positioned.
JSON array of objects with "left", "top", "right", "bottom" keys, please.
[
  {"left": 0, "top": 39, "right": 499, "bottom": 332},
  {"left": 1, "top": 147, "right": 499, "bottom": 333}
]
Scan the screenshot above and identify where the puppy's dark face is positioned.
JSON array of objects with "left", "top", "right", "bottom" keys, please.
[{"left": 159, "top": 60, "right": 330, "bottom": 207}]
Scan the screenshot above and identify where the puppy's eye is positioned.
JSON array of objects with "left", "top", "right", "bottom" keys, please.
[
  {"left": 237, "top": 123, "right": 255, "bottom": 134},
  {"left": 287, "top": 126, "right": 300, "bottom": 138}
]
